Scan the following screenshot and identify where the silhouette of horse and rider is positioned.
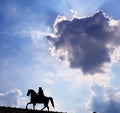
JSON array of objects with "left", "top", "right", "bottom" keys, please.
[{"left": 26, "top": 87, "right": 54, "bottom": 111}]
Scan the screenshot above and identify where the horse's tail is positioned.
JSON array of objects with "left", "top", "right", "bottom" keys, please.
[{"left": 49, "top": 97, "right": 55, "bottom": 108}]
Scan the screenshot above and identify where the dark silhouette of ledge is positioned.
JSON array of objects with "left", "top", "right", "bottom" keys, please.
[{"left": 0, "top": 106, "right": 67, "bottom": 113}]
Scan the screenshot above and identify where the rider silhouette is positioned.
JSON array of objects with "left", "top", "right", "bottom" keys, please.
[{"left": 38, "top": 87, "right": 44, "bottom": 100}]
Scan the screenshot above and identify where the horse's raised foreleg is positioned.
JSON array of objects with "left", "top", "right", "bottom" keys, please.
[
  {"left": 26, "top": 102, "right": 32, "bottom": 109},
  {"left": 26, "top": 102, "right": 36, "bottom": 110}
]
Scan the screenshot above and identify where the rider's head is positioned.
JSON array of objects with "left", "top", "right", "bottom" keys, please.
[{"left": 39, "top": 87, "right": 42, "bottom": 90}]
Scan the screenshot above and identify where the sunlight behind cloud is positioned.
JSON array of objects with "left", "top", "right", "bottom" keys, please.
[{"left": 1, "top": 0, "right": 120, "bottom": 113}]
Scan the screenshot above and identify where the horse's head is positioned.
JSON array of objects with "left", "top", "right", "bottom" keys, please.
[
  {"left": 27, "top": 89, "right": 37, "bottom": 96},
  {"left": 27, "top": 89, "right": 32, "bottom": 96}
]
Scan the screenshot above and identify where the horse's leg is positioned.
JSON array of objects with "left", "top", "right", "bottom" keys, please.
[
  {"left": 47, "top": 106, "right": 49, "bottom": 111},
  {"left": 26, "top": 102, "right": 32, "bottom": 109},
  {"left": 41, "top": 106, "right": 46, "bottom": 111},
  {"left": 46, "top": 99, "right": 49, "bottom": 111},
  {"left": 41, "top": 102, "right": 49, "bottom": 111},
  {"left": 33, "top": 103, "right": 36, "bottom": 110}
]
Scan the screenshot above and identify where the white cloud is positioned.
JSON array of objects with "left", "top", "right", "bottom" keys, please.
[
  {"left": 85, "top": 73, "right": 111, "bottom": 87},
  {"left": 109, "top": 19, "right": 119, "bottom": 27},
  {"left": 44, "top": 78, "right": 54, "bottom": 85},
  {"left": 42, "top": 72, "right": 55, "bottom": 85},
  {"left": 30, "top": 30, "right": 45, "bottom": 43},
  {"left": 0, "top": 89, "right": 26, "bottom": 108},
  {"left": 70, "top": 9, "right": 78, "bottom": 18},
  {"left": 73, "top": 102, "right": 90, "bottom": 113}
]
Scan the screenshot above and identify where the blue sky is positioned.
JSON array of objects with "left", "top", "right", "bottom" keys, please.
[{"left": 1, "top": 0, "right": 120, "bottom": 113}]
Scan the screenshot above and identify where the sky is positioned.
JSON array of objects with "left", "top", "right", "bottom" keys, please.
[{"left": 0, "top": 0, "right": 120, "bottom": 113}]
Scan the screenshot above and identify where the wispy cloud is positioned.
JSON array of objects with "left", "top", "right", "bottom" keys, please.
[{"left": 88, "top": 85, "right": 120, "bottom": 113}]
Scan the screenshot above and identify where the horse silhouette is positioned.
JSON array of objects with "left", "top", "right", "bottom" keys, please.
[{"left": 26, "top": 89, "right": 55, "bottom": 111}]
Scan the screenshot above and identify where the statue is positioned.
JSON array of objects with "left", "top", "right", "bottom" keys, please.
[{"left": 26, "top": 87, "right": 54, "bottom": 111}]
